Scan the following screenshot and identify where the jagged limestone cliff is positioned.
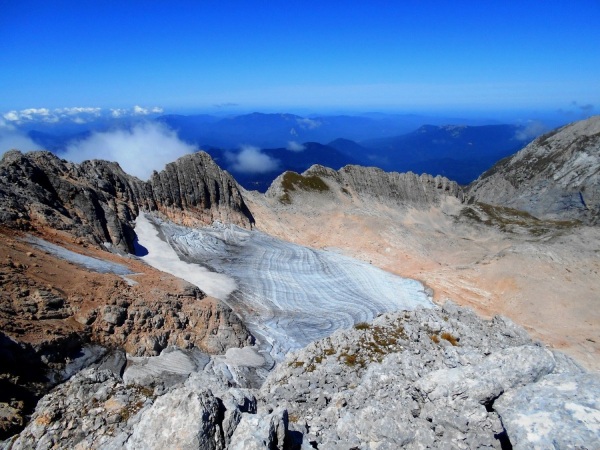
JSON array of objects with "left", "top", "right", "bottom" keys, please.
[
  {"left": 0, "top": 150, "right": 254, "bottom": 253},
  {"left": 468, "top": 115, "right": 600, "bottom": 224}
]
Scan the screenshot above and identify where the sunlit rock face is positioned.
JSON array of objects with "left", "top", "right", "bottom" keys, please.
[{"left": 135, "top": 213, "right": 433, "bottom": 361}]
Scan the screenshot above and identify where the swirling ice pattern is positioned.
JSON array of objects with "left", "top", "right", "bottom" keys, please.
[{"left": 154, "top": 220, "right": 433, "bottom": 360}]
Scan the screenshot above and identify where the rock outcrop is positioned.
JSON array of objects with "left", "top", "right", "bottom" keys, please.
[
  {"left": 265, "top": 164, "right": 464, "bottom": 207},
  {"left": 468, "top": 115, "right": 600, "bottom": 224},
  {"left": 0, "top": 150, "right": 254, "bottom": 253},
  {"left": 0, "top": 228, "right": 252, "bottom": 440},
  {"left": 258, "top": 302, "right": 597, "bottom": 449},
  {"left": 495, "top": 372, "right": 600, "bottom": 449},
  {"left": 6, "top": 303, "right": 598, "bottom": 449}
]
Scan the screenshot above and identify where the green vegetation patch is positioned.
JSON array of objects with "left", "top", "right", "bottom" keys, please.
[
  {"left": 289, "top": 360, "right": 305, "bottom": 368},
  {"left": 278, "top": 171, "right": 330, "bottom": 204},
  {"left": 337, "top": 322, "right": 408, "bottom": 369},
  {"left": 281, "top": 171, "right": 330, "bottom": 193}
]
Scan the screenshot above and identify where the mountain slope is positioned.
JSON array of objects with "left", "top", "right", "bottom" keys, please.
[
  {"left": 469, "top": 116, "right": 600, "bottom": 224},
  {"left": 263, "top": 164, "right": 463, "bottom": 209}
]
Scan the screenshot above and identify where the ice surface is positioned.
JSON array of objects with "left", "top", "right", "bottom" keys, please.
[
  {"left": 135, "top": 213, "right": 433, "bottom": 360},
  {"left": 26, "top": 237, "right": 134, "bottom": 275},
  {"left": 134, "top": 213, "right": 237, "bottom": 299}
]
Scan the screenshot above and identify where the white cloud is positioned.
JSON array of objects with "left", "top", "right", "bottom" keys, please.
[
  {"left": 55, "top": 107, "right": 101, "bottom": 116},
  {"left": 296, "top": 118, "right": 321, "bottom": 130},
  {"left": 3, "top": 107, "right": 101, "bottom": 124},
  {"left": 21, "top": 108, "right": 51, "bottom": 119},
  {"left": 287, "top": 141, "right": 305, "bottom": 152},
  {"left": 132, "top": 105, "right": 163, "bottom": 116},
  {"left": 515, "top": 120, "right": 548, "bottom": 141},
  {"left": 62, "top": 122, "right": 194, "bottom": 180},
  {"left": 0, "top": 119, "right": 40, "bottom": 156},
  {"left": 133, "top": 105, "right": 149, "bottom": 115},
  {"left": 3, "top": 111, "right": 20, "bottom": 122},
  {"left": 1, "top": 106, "right": 163, "bottom": 124},
  {"left": 225, "top": 145, "right": 280, "bottom": 174},
  {"left": 111, "top": 108, "right": 127, "bottom": 118},
  {"left": 131, "top": 105, "right": 164, "bottom": 116}
]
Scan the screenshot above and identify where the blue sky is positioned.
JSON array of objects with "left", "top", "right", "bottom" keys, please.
[{"left": 1, "top": 1, "right": 599, "bottom": 114}]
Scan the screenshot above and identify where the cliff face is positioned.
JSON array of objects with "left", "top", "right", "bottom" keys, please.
[
  {"left": 0, "top": 150, "right": 254, "bottom": 253},
  {"left": 468, "top": 116, "right": 600, "bottom": 224},
  {"left": 148, "top": 152, "right": 255, "bottom": 229}
]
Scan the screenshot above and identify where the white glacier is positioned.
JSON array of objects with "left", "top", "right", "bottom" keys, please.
[{"left": 135, "top": 212, "right": 433, "bottom": 360}]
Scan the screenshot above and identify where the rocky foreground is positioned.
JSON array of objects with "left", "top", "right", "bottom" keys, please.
[{"left": 3, "top": 302, "right": 598, "bottom": 449}]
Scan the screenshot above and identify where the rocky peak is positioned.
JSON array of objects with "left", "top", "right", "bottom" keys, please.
[
  {"left": 265, "top": 163, "right": 464, "bottom": 207},
  {"left": 468, "top": 115, "right": 600, "bottom": 224},
  {"left": 149, "top": 152, "right": 254, "bottom": 229},
  {"left": 0, "top": 150, "right": 254, "bottom": 253}
]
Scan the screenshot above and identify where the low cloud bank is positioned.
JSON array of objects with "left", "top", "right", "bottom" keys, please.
[
  {"left": 62, "top": 122, "right": 194, "bottom": 180},
  {"left": 225, "top": 145, "right": 280, "bottom": 174},
  {"left": 2, "top": 105, "right": 164, "bottom": 125},
  {"left": 287, "top": 141, "right": 306, "bottom": 152},
  {"left": 296, "top": 118, "right": 321, "bottom": 130},
  {"left": 0, "top": 119, "right": 40, "bottom": 156}
]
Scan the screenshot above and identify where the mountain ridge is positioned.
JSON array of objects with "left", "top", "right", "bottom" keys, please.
[
  {"left": 468, "top": 115, "right": 600, "bottom": 224},
  {"left": 0, "top": 150, "right": 254, "bottom": 253}
]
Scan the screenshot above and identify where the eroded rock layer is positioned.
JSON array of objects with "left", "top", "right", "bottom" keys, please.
[{"left": 0, "top": 228, "right": 251, "bottom": 440}]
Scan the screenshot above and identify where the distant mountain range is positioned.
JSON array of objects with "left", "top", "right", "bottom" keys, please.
[
  {"left": 19, "top": 111, "right": 539, "bottom": 189},
  {"left": 157, "top": 112, "right": 503, "bottom": 149},
  {"left": 359, "top": 124, "right": 525, "bottom": 184}
]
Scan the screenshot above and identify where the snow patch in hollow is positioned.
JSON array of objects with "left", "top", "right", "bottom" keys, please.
[{"left": 134, "top": 212, "right": 237, "bottom": 300}]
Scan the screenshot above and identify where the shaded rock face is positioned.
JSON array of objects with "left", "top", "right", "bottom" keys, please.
[
  {"left": 2, "top": 369, "right": 152, "bottom": 450},
  {"left": 468, "top": 115, "right": 600, "bottom": 224},
  {"left": 3, "top": 367, "right": 273, "bottom": 450},
  {"left": 266, "top": 164, "right": 464, "bottom": 207},
  {"left": 149, "top": 153, "right": 255, "bottom": 230},
  {"left": 0, "top": 150, "right": 254, "bottom": 253}
]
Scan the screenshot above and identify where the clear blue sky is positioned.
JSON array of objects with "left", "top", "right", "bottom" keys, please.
[{"left": 1, "top": 0, "right": 599, "bottom": 114}]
